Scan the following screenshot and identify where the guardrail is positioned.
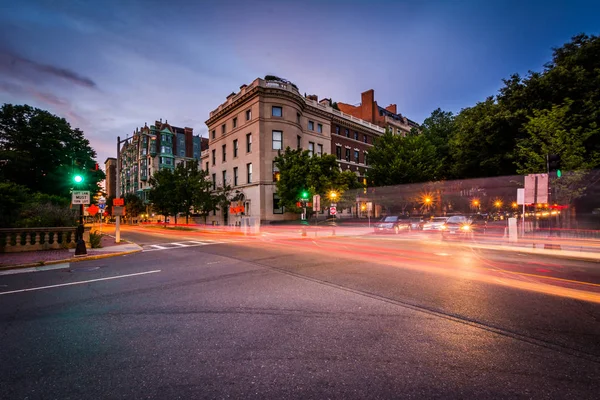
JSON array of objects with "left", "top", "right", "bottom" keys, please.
[{"left": 0, "top": 227, "right": 91, "bottom": 253}]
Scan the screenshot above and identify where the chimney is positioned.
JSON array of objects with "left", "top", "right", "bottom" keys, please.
[
  {"left": 319, "top": 98, "right": 331, "bottom": 107},
  {"left": 385, "top": 104, "right": 397, "bottom": 114},
  {"left": 307, "top": 94, "right": 318, "bottom": 101},
  {"left": 361, "top": 89, "right": 375, "bottom": 122}
]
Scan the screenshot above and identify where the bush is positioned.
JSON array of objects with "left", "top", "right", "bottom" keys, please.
[
  {"left": 89, "top": 231, "right": 102, "bottom": 248},
  {"left": 16, "top": 203, "right": 77, "bottom": 228}
]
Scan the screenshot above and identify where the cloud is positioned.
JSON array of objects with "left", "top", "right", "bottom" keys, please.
[{"left": 0, "top": 48, "right": 97, "bottom": 89}]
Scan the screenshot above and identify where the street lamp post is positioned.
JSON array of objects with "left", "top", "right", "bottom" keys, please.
[
  {"left": 116, "top": 135, "right": 132, "bottom": 243},
  {"left": 73, "top": 174, "right": 87, "bottom": 256}
]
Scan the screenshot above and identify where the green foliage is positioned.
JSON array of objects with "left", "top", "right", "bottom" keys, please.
[
  {"left": 274, "top": 147, "right": 362, "bottom": 212},
  {"left": 367, "top": 129, "right": 442, "bottom": 186},
  {"left": 89, "top": 231, "right": 103, "bottom": 248},
  {"left": 0, "top": 182, "right": 77, "bottom": 228},
  {"left": 0, "top": 104, "right": 104, "bottom": 197},
  {"left": 148, "top": 160, "right": 217, "bottom": 223},
  {"left": 124, "top": 193, "right": 145, "bottom": 220}
]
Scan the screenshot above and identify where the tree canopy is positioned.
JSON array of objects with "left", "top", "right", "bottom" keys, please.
[{"left": 0, "top": 104, "right": 104, "bottom": 197}]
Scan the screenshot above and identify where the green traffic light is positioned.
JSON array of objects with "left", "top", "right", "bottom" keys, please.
[
  {"left": 301, "top": 191, "right": 309, "bottom": 199},
  {"left": 74, "top": 175, "right": 83, "bottom": 183},
  {"left": 557, "top": 170, "right": 562, "bottom": 178}
]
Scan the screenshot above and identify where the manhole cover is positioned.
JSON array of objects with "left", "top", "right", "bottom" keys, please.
[{"left": 70, "top": 266, "right": 101, "bottom": 272}]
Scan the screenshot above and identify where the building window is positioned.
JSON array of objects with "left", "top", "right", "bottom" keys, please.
[
  {"left": 233, "top": 139, "right": 238, "bottom": 158},
  {"left": 233, "top": 167, "right": 238, "bottom": 186},
  {"left": 179, "top": 149, "right": 185, "bottom": 157},
  {"left": 221, "top": 124, "right": 226, "bottom": 135},
  {"left": 308, "top": 142, "right": 314, "bottom": 156},
  {"left": 272, "top": 130, "right": 282, "bottom": 150},
  {"left": 211, "top": 130, "right": 216, "bottom": 139},
  {"left": 273, "top": 193, "right": 284, "bottom": 214},
  {"left": 345, "top": 129, "right": 349, "bottom": 137},
  {"left": 345, "top": 148, "right": 350, "bottom": 162},
  {"left": 336, "top": 146, "right": 342, "bottom": 160},
  {"left": 364, "top": 153, "right": 368, "bottom": 166},
  {"left": 222, "top": 144, "right": 226, "bottom": 162},
  {"left": 205, "top": 162, "right": 209, "bottom": 172},
  {"left": 222, "top": 170, "right": 227, "bottom": 186},
  {"left": 354, "top": 132, "right": 359, "bottom": 140},
  {"left": 247, "top": 163, "right": 252, "bottom": 183},
  {"left": 246, "top": 133, "right": 252, "bottom": 152},
  {"left": 317, "top": 123, "right": 322, "bottom": 133},
  {"left": 317, "top": 144, "right": 323, "bottom": 156},
  {"left": 335, "top": 126, "right": 340, "bottom": 135},
  {"left": 308, "top": 121, "right": 314, "bottom": 131},
  {"left": 233, "top": 117, "right": 237, "bottom": 128},
  {"left": 272, "top": 106, "right": 282, "bottom": 117},
  {"left": 212, "top": 173, "right": 216, "bottom": 190},
  {"left": 364, "top": 135, "right": 368, "bottom": 143},
  {"left": 246, "top": 109, "right": 252, "bottom": 120},
  {"left": 211, "top": 149, "right": 216, "bottom": 166},
  {"left": 297, "top": 135, "right": 301, "bottom": 149},
  {"left": 297, "top": 113, "right": 301, "bottom": 124},
  {"left": 273, "top": 161, "right": 280, "bottom": 181},
  {"left": 354, "top": 150, "right": 359, "bottom": 163}
]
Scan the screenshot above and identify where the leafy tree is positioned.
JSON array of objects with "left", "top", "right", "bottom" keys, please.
[
  {"left": 0, "top": 104, "right": 104, "bottom": 197},
  {"left": 124, "top": 193, "right": 145, "bottom": 223},
  {"left": 173, "top": 160, "right": 213, "bottom": 224},
  {"left": 367, "top": 129, "right": 442, "bottom": 186},
  {"left": 148, "top": 168, "right": 178, "bottom": 223},
  {"left": 274, "top": 147, "right": 362, "bottom": 213},
  {"left": 420, "top": 108, "right": 455, "bottom": 179}
]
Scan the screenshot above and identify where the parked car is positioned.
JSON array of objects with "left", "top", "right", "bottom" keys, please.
[
  {"left": 422, "top": 217, "right": 448, "bottom": 231},
  {"left": 374, "top": 216, "right": 411, "bottom": 234},
  {"left": 409, "top": 217, "right": 425, "bottom": 230}
]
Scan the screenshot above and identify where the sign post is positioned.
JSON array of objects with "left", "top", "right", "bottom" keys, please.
[
  {"left": 98, "top": 196, "right": 106, "bottom": 233},
  {"left": 113, "top": 198, "right": 124, "bottom": 242},
  {"left": 71, "top": 190, "right": 90, "bottom": 256},
  {"left": 517, "top": 188, "right": 525, "bottom": 237}
]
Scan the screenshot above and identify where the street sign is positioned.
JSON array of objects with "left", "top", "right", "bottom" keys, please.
[
  {"left": 113, "top": 206, "right": 126, "bottom": 216},
  {"left": 313, "top": 195, "right": 320, "bottom": 212},
  {"left": 72, "top": 191, "right": 90, "bottom": 205},
  {"left": 98, "top": 203, "right": 106, "bottom": 210},
  {"left": 516, "top": 188, "right": 525, "bottom": 205},
  {"left": 98, "top": 196, "right": 106, "bottom": 205},
  {"left": 366, "top": 202, "right": 373, "bottom": 212},
  {"left": 524, "top": 174, "right": 548, "bottom": 204},
  {"left": 329, "top": 206, "right": 337, "bottom": 215},
  {"left": 113, "top": 198, "right": 124, "bottom": 206}
]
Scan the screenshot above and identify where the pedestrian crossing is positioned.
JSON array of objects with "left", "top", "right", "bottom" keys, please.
[{"left": 142, "top": 240, "right": 224, "bottom": 252}]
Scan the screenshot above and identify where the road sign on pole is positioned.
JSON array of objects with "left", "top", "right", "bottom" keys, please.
[
  {"left": 72, "top": 191, "right": 90, "bottom": 205},
  {"left": 524, "top": 174, "right": 548, "bottom": 204},
  {"left": 313, "top": 195, "right": 320, "bottom": 212},
  {"left": 330, "top": 206, "right": 337, "bottom": 216}
]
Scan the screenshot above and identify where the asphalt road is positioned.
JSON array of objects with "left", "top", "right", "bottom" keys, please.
[{"left": 1, "top": 226, "right": 600, "bottom": 399}]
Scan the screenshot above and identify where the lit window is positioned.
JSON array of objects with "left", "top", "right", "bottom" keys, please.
[{"left": 273, "top": 161, "right": 280, "bottom": 182}]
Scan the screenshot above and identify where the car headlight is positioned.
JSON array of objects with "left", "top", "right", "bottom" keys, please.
[
  {"left": 440, "top": 225, "right": 446, "bottom": 230},
  {"left": 461, "top": 225, "right": 471, "bottom": 231}
]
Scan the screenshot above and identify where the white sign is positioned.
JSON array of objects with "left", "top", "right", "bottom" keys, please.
[
  {"left": 98, "top": 196, "right": 106, "bottom": 205},
  {"left": 72, "top": 191, "right": 90, "bottom": 205},
  {"left": 517, "top": 188, "right": 525, "bottom": 205},
  {"left": 524, "top": 174, "right": 548, "bottom": 204},
  {"left": 366, "top": 202, "right": 373, "bottom": 212},
  {"left": 313, "top": 195, "right": 320, "bottom": 212},
  {"left": 330, "top": 206, "right": 337, "bottom": 215}
]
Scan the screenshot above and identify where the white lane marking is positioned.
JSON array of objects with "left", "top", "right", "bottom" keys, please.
[
  {"left": 0, "top": 270, "right": 161, "bottom": 296},
  {"left": 170, "top": 243, "right": 188, "bottom": 247},
  {"left": 150, "top": 245, "right": 168, "bottom": 249},
  {"left": 435, "top": 253, "right": 451, "bottom": 256},
  {"left": 0, "top": 263, "right": 70, "bottom": 276},
  {"left": 207, "top": 261, "right": 221, "bottom": 265}
]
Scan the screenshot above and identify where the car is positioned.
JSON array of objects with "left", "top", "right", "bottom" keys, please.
[
  {"left": 409, "top": 217, "right": 425, "bottom": 230},
  {"left": 441, "top": 215, "right": 476, "bottom": 240},
  {"left": 422, "top": 217, "right": 448, "bottom": 231},
  {"left": 374, "top": 216, "right": 411, "bottom": 234}
]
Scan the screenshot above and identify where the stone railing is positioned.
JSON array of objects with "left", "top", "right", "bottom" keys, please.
[{"left": 0, "top": 227, "right": 91, "bottom": 253}]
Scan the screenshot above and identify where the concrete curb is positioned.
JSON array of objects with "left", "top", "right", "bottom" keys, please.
[{"left": 0, "top": 248, "right": 143, "bottom": 272}]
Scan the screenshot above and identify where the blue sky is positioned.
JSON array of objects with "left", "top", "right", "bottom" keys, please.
[{"left": 1, "top": 0, "right": 599, "bottom": 166}]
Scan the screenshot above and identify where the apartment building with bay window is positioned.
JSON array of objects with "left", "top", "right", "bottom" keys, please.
[{"left": 119, "top": 119, "right": 207, "bottom": 202}]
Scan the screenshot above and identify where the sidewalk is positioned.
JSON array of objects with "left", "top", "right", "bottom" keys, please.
[{"left": 0, "top": 235, "right": 143, "bottom": 270}]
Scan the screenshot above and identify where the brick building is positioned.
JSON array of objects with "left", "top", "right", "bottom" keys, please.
[
  {"left": 104, "top": 157, "right": 117, "bottom": 198},
  {"left": 337, "top": 89, "right": 419, "bottom": 135}
]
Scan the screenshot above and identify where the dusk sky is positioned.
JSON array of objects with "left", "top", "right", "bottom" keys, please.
[{"left": 1, "top": 0, "right": 599, "bottom": 167}]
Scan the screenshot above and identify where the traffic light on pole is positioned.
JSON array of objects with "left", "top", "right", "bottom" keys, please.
[
  {"left": 73, "top": 174, "right": 84, "bottom": 184},
  {"left": 548, "top": 154, "right": 561, "bottom": 178},
  {"left": 300, "top": 190, "right": 309, "bottom": 200}
]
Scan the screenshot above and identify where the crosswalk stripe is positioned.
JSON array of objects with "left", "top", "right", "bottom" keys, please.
[{"left": 150, "top": 245, "right": 168, "bottom": 249}]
